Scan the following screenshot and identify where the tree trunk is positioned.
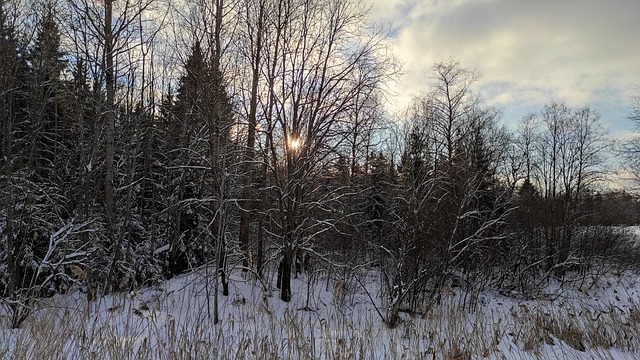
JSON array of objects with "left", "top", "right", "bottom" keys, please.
[
  {"left": 104, "top": 0, "right": 115, "bottom": 239},
  {"left": 239, "top": 0, "right": 265, "bottom": 271},
  {"left": 104, "top": 0, "right": 117, "bottom": 289},
  {"left": 2, "top": 95, "right": 15, "bottom": 299},
  {"left": 279, "top": 249, "right": 292, "bottom": 302},
  {"left": 256, "top": 163, "right": 267, "bottom": 277},
  {"left": 218, "top": 238, "right": 229, "bottom": 296}
]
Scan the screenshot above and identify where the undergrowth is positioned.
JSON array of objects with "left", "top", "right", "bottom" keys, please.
[{"left": 0, "top": 270, "right": 639, "bottom": 359}]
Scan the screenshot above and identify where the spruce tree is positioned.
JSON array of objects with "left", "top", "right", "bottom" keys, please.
[
  {"left": 27, "top": 6, "right": 66, "bottom": 180},
  {"left": 0, "top": 0, "right": 22, "bottom": 300}
]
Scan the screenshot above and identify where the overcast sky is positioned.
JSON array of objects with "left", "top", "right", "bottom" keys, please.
[{"left": 368, "top": 0, "right": 640, "bottom": 135}]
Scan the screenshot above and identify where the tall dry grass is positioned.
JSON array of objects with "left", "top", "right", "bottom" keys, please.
[{"left": 1, "top": 271, "right": 640, "bottom": 359}]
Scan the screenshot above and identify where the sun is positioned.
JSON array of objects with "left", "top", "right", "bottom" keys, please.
[{"left": 289, "top": 138, "right": 300, "bottom": 150}]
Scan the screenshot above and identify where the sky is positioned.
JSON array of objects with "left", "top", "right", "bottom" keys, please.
[{"left": 367, "top": 0, "right": 640, "bottom": 137}]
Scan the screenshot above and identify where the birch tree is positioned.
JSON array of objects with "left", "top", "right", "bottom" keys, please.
[
  {"left": 534, "top": 102, "right": 608, "bottom": 272},
  {"left": 258, "top": 0, "right": 390, "bottom": 302},
  {"left": 237, "top": 0, "right": 266, "bottom": 274}
]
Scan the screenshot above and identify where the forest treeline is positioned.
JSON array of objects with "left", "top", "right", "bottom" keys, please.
[{"left": 1, "top": 0, "right": 639, "bottom": 328}]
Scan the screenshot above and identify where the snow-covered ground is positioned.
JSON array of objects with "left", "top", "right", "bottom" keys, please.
[
  {"left": 624, "top": 226, "right": 640, "bottom": 246},
  {"left": 1, "top": 266, "right": 640, "bottom": 359}
]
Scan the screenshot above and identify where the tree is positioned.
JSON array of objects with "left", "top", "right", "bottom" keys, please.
[
  {"left": 0, "top": 1, "right": 97, "bottom": 328},
  {"left": 103, "top": 0, "right": 116, "bottom": 258},
  {"left": 66, "top": 0, "right": 159, "bottom": 290},
  {"left": 160, "top": 0, "right": 235, "bottom": 323},
  {"left": 624, "top": 93, "right": 640, "bottom": 185},
  {"left": 429, "top": 58, "right": 481, "bottom": 164},
  {"left": 166, "top": 40, "right": 208, "bottom": 275},
  {"left": 234, "top": 0, "right": 267, "bottom": 274},
  {"left": 378, "top": 60, "right": 513, "bottom": 321},
  {"left": 0, "top": 0, "right": 25, "bottom": 316},
  {"left": 256, "top": 0, "right": 391, "bottom": 302},
  {"left": 531, "top": 102, "right": 608, "bottom": 272},
  {"left": 26, "top": 5, "right": 67, "bottom": 181}
]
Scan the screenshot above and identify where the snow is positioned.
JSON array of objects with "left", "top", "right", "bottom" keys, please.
[
  {"left": 1, "top": 267, "right": 640, "bottom": 359},
  {"left": 625, "top": 226, "right": 640, "bottom": 246},
  {"left": 153, "top": 244, "right": 170, "bottom": 255}
]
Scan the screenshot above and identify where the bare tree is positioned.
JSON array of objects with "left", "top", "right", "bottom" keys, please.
[
  {"left": 624, "top": 93, "right": 640, "bottom": 185},
  {"left": 377, "top": 60, "right": 513, "bottom": 324},
  {"left": 531, "top": 102, "right": 608, "bottom": 272},
  {"left": 429, "top": 58, "right": 481, "bottom": 163},
  {"left": 256, "top": 0, "right": 391, "bottom": 302},
  {"left": 236, "top": 0, "right": 267, "bottom": 274}
]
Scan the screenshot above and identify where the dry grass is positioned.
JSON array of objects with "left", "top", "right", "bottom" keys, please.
[{"left": 1, "top": 272, "right": 640, "bottom": 359}]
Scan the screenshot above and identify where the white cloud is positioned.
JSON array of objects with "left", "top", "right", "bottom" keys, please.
[
  {"left": 371, "top": 0, "right": 640, "bottom": 128},
  {"left": 367, "top": 0, "right": 404, "bottom": 22}
]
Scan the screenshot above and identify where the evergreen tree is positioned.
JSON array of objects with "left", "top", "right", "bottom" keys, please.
[
  {"left": 165, "top": 39, "right": 233, "bottom": 279},
  {"left": 164, "top": 40, "right": 207, "bottom": 275},
  {"left": 26, "top": 6, "right": 66, "bottom": 180},
  {"left": 0, "top": 1, "right": 70, "bottom": 327},
  {"left": 0, "top": 0, "right": 23, "bottom": 301}
]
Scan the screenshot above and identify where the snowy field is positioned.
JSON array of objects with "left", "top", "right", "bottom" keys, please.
[
  {"left": 623, "top": 226, "right": 640, "bottom": 247},
  {"left": 1, "top": 267, "right": 640, "bottom": 359}
]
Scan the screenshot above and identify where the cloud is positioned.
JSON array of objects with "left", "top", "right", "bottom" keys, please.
[
  {"left": 367, "top": 0, "right": 404, "bottom": 22},
  {"left": 370, "top": 0, "right": 640, "bottom": 128}
]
